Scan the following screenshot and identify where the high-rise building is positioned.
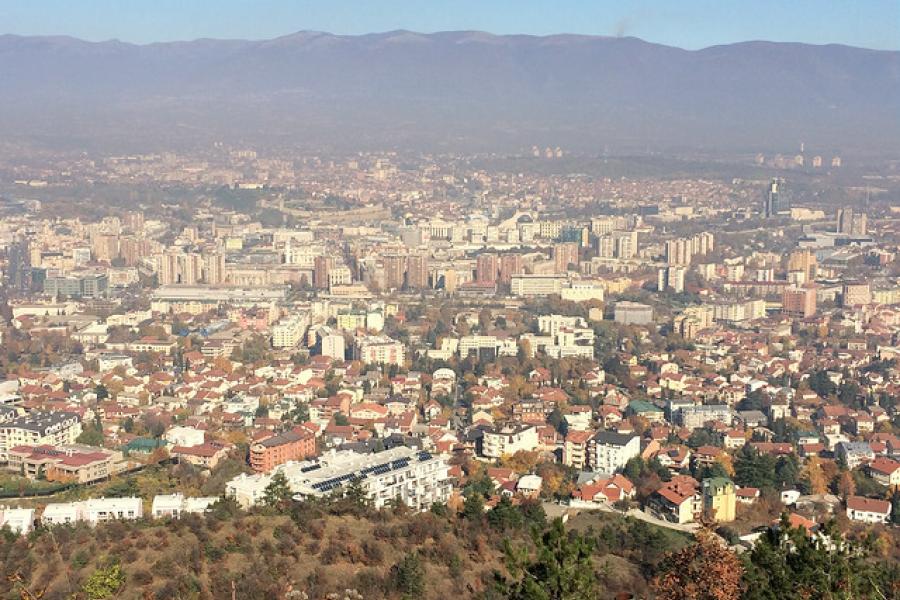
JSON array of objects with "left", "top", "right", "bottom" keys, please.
[
  {"left": 787, "top": 249, "right": 817, "bottom": 282},
  {"left": 836, "top": 208, "right": 867, "bottom": 236},
  {"left": 203, "top": 252, "right": 226, "bottom": 285},
  {"left": 658, "top": 266, "right": 686, "bottom": 293},
  {"left": 476, "top": 253, "right": 499, "bottom": 284},
  {"left": 119, "top": 237, "right": 152, "bottom": 267},
  {"left": 498, "top": 253, "right": 524, "bottom": 285},
  {"left": 124, "top": 211, "right": 145, "bottom": 233},
  {"left": 553, "top": 242, "right": 579, "bottom": 273},
  {"left": 612, "top": 231, "right": 638, "bottom": 259},
  {"left": 91, "top": 234, "right": 119, "bottom": 262},
  {"left": 157, "top": 251, "right": 180, "bottom": 285},
  {"left": 596, "top": 235, "right": 615, "bottom": 258},
  {"left": 763, "top": 178, "right": 786, "bottom": 218},
  {"left": 313, "top": 255, "right": 334, "bottom": 290},
  {"left": 405, "top": 254, "right": 429, "bottom": 289},
  {"left": 180, "top": 253, "right": 202, "bottom": 285},
  {"left": 665, "top": 239, "right": 693, "bottom": 266},
  {"left": 782, "top": 286, "right": 817, "bottom": 318},
  {"left": 382, "top": 254, "right": 406, "bottom": 290}
]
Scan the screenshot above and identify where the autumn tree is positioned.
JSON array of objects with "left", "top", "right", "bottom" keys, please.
[
  {"left": 836, "top": 470, "right": 856, "bottom": 499},
  {"left": 651, "top": 528, "right": 743, "bottom": 600},
  {"left": 800, "top": 456, "right": 828, "bottom": 495}
]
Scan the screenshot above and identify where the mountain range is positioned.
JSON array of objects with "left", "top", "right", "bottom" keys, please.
[{"left": 0, "top": 30, "right": 897, "bottom": 155}]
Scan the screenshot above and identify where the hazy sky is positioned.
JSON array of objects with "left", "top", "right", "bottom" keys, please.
[{"left": 2, "top": 0, "right": 898, "bottom": 49}]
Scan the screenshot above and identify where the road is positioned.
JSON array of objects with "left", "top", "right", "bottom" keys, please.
[{"left": 542, "top": 501, "right": 699, "bottom": 534}]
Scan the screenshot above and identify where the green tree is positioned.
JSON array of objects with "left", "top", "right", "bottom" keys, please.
[
  {"left": 390, "top": 552, "right": 425, "bottom": 599},
  {"left": 742, "top": 517, "right": 897, "bottom": 600},
  {"left": 262, "top": 471, "right": 292, "bottom": 508},
  {"left": 463, "top": 492, "right": 485, "bottom": 520},
  {"left": 81, "top": 563, "right": 125, "bottom": 599},
  {"left": 76, "top": 425, "right": 105, "bottom": 447},
  {"left": 499, "top": 517, "right": 598, "bottom": 600},
  {"left": 487, "top": 495, "right": 524, "bottom": 532}
]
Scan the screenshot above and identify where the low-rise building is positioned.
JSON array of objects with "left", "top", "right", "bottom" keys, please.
[
  {"left": 151, "top": 494, "right": 218, "bottom": 518},
  {"left": 42, "top": 497, "right": 143, "bottom": 526},
  {"left": 845, "top": 495, "right": 890, "bottom": 524}
]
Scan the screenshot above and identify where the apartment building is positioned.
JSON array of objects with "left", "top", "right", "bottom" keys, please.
[
  {"left": 588, "top": 431, "right": 640, "bottom": 474},
  {"left": 6, "top": 444, "right": 120, "bottom": 484},
  {"left": 250, "top": 429, "right": 317, "bottom": 473},
  {"left": 0, "top": 411, "right": 82, "bottom": 462},
  {"left": 227, "top": 447, "right": 451, "bottom": 511},
  {"left": 482, "top": 424, "right": 539, "bottom": 459},
  {"left": 42, "top": 497, "right": 143, "bottom": 526}
]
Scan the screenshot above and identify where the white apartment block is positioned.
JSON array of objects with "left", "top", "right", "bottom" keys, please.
[
  {"left": 482, "top": 424, "right": 539, "bottom": 459},
  {"left": 560, "top": 281, "right": 605, "bottom": 303},
  {"left": 0, "top": 507, "right": 36, "bottom": 535},
  {"left": 354, "top": 335, "right": 405, "bottom": 366},
  {"left": 151, "top": 494, "right": 218, "bottom": 518},
  {"left": 226, "top": 447, "right": 452, "bottom": 511},
  {"left": 272, "top": 311, "right": 311, "bottom": 348},
  {"left": 0, "top": 411, "right": 82, "bottom": 462},
  {"left": 510, "top": 274, "right": 568, "bottom": 297},
  {"left": 589, "top": 431, "right": 640, "bottom": 474},
  {"left": 42, "top": 497, "right": 143, "bottom": 526}
]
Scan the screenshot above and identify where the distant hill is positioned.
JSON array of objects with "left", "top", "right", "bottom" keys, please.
[{"left": 0, "top": 31, "right": 897, "bottom": 154}]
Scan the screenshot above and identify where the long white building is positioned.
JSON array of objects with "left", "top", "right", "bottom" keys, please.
[
  {"left": 226, "top": 447, "right": 452, "bottom": 511},
  {"left": 42, "top": 497, "right": 143, "bottom": 526}
]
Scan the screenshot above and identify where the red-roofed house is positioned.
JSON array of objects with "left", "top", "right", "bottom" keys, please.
[{"left": 845, "top": 495, "right": 890, "bottom": 524}]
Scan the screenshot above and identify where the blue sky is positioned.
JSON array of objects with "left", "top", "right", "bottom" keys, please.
[{"left": 1, "top": 0, "right": 897, "bottom": 49}]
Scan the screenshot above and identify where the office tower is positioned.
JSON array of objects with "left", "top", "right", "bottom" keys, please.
[
  {"left": 836, "top": 207, "right": 854, "bottom": 234},
  {"left": 406, "top": 254, "right": 429, "bottom": 289},
  {"left": 763, "top": 178, "right": 785, "bottom": 218},
  {"left": 553, "top": 242, "right": 579, "bottom": 273},
  {"left": 476, "top": 253, "right": 499, "bottom": 284},
  {"left": 314, "top": 255, "right": 334, "bottom": 290},
  {"left": 382, "top": 254, "right": 406, "bottom": 290}
]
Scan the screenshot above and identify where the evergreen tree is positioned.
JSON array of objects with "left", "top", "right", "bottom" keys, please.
[
  {"left": 499, "top": 517, "right": 598, "bottom": 600},
  {"left": 742, "top": 517, "right": 896, "bottom": 600},
  {"left": 390, "top": 552, "right": 425, "bottom": 599},
  {"left": 262, "top": 471, "right": 292, "bottom": 508}
]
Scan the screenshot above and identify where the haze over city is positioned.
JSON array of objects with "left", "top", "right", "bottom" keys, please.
[{"left": 0, "top": 2, "right": 898, "bottom": 600}]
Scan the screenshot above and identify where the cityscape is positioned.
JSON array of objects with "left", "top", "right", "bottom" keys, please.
[{"left": 0, "top": 2, "right": 899, "bottom": 600}]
